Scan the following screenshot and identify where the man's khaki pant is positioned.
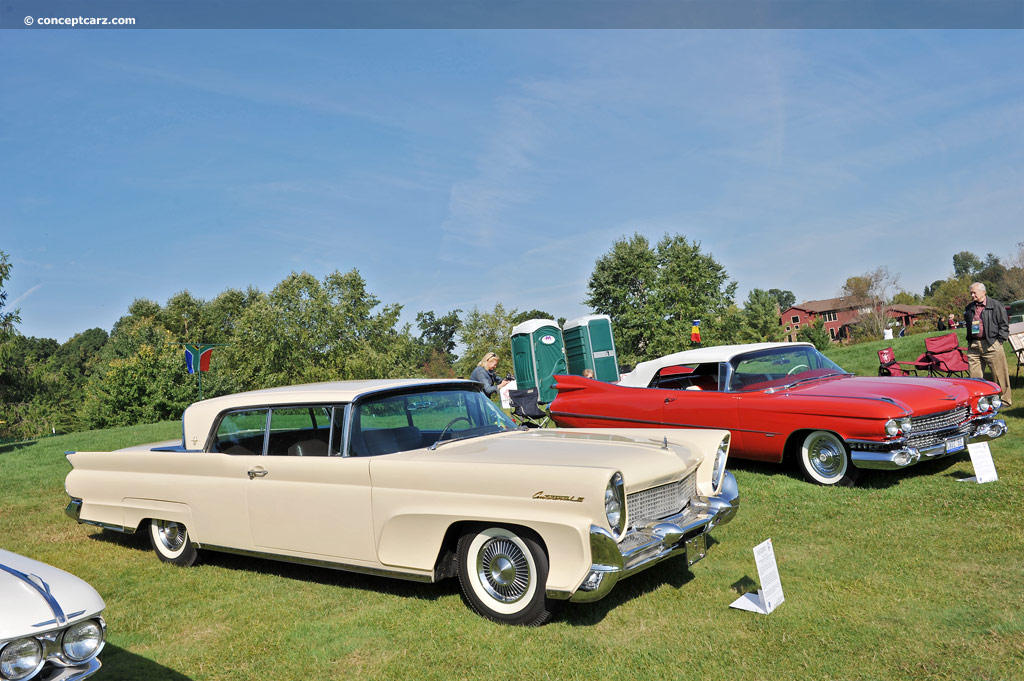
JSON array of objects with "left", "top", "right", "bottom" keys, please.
[{"left": 968, "top": 339, "right": 1013, "bottom": 406}]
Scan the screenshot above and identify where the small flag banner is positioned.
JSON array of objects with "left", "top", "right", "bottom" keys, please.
[
  {"left": 184, "top": 344, "right": 217, "bottom": 374},
  {"left": 691, "top": 320, "right": 701, "bottom": 343}
]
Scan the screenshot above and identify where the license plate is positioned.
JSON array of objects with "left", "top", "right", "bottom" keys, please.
[
  {"left": 946, "top": 435, "right": 965, "bottom": 453},
  {"left": 685, "top": 534, "right": 707, "bottom": 567}
]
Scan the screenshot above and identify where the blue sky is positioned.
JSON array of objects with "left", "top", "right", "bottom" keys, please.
[{"left": 2, "top": 31, "right": 1022, "bottom": 343}]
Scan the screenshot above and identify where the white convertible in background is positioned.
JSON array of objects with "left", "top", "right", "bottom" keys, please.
[
  {"left": 0, "top": 549, "right": 106, "bottom": 681},
  {"left": 65, "top": 379, "right": 738, "bottom": 625}
]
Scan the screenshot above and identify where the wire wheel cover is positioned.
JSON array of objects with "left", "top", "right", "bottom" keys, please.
[{"left": 477, "top": 537, "right": 532, "bottom": 603}]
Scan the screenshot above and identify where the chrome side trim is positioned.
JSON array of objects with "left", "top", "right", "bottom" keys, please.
[
  {"left": 570, "top": 471, "right": 739, "bottom": 603},
  {"left": 547, "top": 410, "right": 776, "bottom": 437},
  {"left": 197, "top": 544, "right": 435, "bottom": 583}
]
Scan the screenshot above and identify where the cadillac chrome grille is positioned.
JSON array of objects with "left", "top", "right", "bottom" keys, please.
[
  {"left": 910, "top": 405, "right": 969, "bottom": 432},
  {"left": 907, "top": 405, "right": 971, "bottom": 449},
  {"left": 627, "top": 472, "right": 696, "bottom": 526}
]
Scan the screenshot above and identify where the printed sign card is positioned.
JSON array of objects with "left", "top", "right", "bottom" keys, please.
[
  {"left": 730, "top": 538, "right": 785, "bottom": 615},
  {"left": 957, "top": 441, "right": 998, "bottom": 484}
]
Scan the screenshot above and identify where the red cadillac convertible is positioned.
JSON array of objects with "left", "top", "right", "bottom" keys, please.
[{"left": 550, "top": 342, "right": 1007, "bottom": 486}]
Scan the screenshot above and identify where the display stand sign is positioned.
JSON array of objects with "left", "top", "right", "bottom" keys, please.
[
  {"left": 958, "top": 441, "right": 998, "bottom": 484},
  {"left": 499, "top": 380, "right": 516, "bottom": 410},
  {"left": 730, "top": 538, "right": 784, "bottom": 615}
]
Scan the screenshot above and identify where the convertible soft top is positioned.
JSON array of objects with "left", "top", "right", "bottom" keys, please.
[{"left": 620, "top": 342, "right": 814, "bottom": 387}]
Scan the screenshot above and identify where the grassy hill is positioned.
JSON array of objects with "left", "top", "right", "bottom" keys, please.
[{"left": 2, "top": 340, "right": 1021, "bottom": 681}]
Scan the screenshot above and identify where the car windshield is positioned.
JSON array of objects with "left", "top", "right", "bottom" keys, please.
[
  {"left": 729, "top": 346, "right": 848, "bottom": 393},
  {"left": 351, "top": 387, "right": 517, "bottom": 455}
]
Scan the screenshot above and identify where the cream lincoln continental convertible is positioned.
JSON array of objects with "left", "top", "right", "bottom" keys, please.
[{"left": 65, "top": 379, "right": 738, "bottom": 625}]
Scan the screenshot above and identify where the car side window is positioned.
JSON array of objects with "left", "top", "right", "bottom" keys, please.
[
  {"left": 650, "top": 364, "right": 719, "bottom": 391},
  {"left": 213, "top": 409, "right": 268, "bottom": 455},
  {"left": 266, "top": 406, "right": 332, "bottom": 457}
]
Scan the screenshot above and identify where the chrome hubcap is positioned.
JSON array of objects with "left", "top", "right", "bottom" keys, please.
[
  {"left": 808, "top": 436, "right": 845, "bottom": 479},
  {"left": 477, "top": 538, "right": 530, "bottom": 603},
  {"left": 157, "top": 521, "right": 185, "bottom": 551}
]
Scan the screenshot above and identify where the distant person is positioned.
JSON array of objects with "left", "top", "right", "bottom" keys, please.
[
  {"left": 936, "top": 316, "right": 947, "bottom": 331},
  {"left": 582, "top": 368, "right": 595, "bottom": 378},
  {"left": 964, "top": 282, "right": 1012, "bottom": 406},
  {"left": 948, "top": 313, "right": 957, "bottom": 329},
  {"left": 470, "top": 352, "right": 509, "bottom": 397}
]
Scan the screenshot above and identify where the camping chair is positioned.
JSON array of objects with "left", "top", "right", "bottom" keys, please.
[
  {"left": 1010, "top": 332, "right": 1024, "bottom": 378},
  {"left": 877, "top": 347, "right": 929, "bottom": 376},
  {"left": 508, "top": 387, "right": 550, "bottom": 428},
  {"left": 922, "top": 333, "right": 970, "bottom": 377}
]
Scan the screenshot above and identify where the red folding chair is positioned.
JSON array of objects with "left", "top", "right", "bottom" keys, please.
[
  {"left": 877, "top": 347, "right": 929, "bottom": 376},
  {"left": 922, "top": 333, "right": 969, "bottom": 377}
]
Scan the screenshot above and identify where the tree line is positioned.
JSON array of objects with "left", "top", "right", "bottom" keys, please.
[{"left": 2, "top": 238, "right": 1022, "bottom": 441}]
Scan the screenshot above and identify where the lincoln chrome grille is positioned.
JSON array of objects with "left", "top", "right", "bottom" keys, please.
[
  {"left": 627, "top": 472, "right": 697, "bottom": 526},
  {"left": 907, "top": 405, "right": 971, "bottom": 449}
]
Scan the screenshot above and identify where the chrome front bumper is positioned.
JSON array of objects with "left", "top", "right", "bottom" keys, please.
[
  {"left": 565, "top": 471, "right": 739, "bottom": 603},
  {"left": 850, "top": 418, "right": 1007, "bottom": 470}
]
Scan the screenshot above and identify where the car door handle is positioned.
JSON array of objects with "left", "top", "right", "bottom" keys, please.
[
  {"left": 664, "top": 397, "right": 676, "bottom": 403},
  {"left": 247, "top": 468, "right": 268, "bottom": 479}
]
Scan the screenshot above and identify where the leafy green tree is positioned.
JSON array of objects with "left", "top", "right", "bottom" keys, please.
[
  {"left": 924, "top": 275, "right": 974, "bottom": 320},
  {"left": 798, "top": 318, "right": 833, "bottom": 351},
  {"left": 0, "top": 250, "right": 21, "bottom": 365},
  {"left": 228, "top": 269, "right": 420, "bottom": 389},
  {"left": 416, "top": 309, "right": 462, "bottom": 367},
  {"left": 586, "top": 233, "right": 737, "bottom": 364},
  {"left": 890, "top": 290, "right": 923, "bottom": 305},
  {"left": 738, "top": 289, "right": 784, "bottom": 343},
  {"left": 952, "top": 251, "right": 984, "bottom": 279},
  {"left": 511, "top": 309, "right": 555, "bottom": 326},
  {"left": 767, "top": 288, "right": 796, "bottom": 311},
  {"left": 455, "top": 303, "right": 519, "bottom": 379}
]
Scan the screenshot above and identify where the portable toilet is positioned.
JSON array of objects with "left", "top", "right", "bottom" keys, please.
[
  {"left": 562, "top": 314, "right": 620, "bottom": 382},
  {"left": 510, "top": 319, "right": 567, "bottom": 404}
]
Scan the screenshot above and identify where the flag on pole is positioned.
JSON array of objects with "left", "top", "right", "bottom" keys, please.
[
  {"left": 691, "top": 320, "right": 701, "bottom": 343},
  {"left": 184, "top": 344, "right": 216, "bottom": 374}
]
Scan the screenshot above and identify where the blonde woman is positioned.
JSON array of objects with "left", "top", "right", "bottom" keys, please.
[{"left": 470, "top": 352, "right": 510, "bottom": 397}]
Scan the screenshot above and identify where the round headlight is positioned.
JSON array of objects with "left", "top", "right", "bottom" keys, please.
[
  {"left": 885, "top": 419, "right": 900, "bottom": 437},
  {"left": 61, "top": 619, "right": 104, "bottom": 662},
  {"left": 978, "top": 396, "right": 990, "bottom": 412},
  {"left": 605, "top": 472, "right": 625, "bottom": 537},
  {"left": 991, "top": 395, "right": 1002, "bottom": 411},
  {"left": 0, "top": 638, "right": 43, "bottom": 681},
  {"left": 900, "top": 417, "right": 913, "bottom": 433}
]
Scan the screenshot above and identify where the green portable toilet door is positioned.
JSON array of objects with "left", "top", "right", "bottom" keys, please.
[
  {"left": 532, "top": 328, "right": 567, "bottom": 403},
  {"left": 511, "top": 333, "right": 537, "bottom": 391},
  {"left": 587, "top": 319, "right": 620, "bottom": 382}
]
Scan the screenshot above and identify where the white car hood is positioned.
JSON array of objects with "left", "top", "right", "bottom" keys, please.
[{"left": 0, "top": 548, "right": 105, "bottom": 640}]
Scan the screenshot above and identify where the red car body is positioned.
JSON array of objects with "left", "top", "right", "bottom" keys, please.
[{"left": 550, "top": 342, "right": 1007, "bottom": 486}]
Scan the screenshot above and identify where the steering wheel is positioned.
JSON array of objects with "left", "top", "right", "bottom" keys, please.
[
  {"left": 787, "top": 364, "right": 810, "bottom": 376},
  {"left": 436, "top": 417, "right": 472, "bottom": 445}
]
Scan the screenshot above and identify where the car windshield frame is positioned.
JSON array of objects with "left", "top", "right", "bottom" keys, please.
[
  {"left": 345, "top": 384, "right": 517, "bottom": 456},
  {"left": 726, "top": 346, "right": 849, "bottom": 393}
]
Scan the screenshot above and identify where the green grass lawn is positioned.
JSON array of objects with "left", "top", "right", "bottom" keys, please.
[{"left": 2, "top": 347, "right": 1023, "bottom": 681}]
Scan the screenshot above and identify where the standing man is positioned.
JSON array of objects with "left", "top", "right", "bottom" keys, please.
[{"left": 964, "top": 282, "right": 1012, "bottom": 406}]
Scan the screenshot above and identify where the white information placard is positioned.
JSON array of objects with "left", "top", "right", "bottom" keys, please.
[
  {"left": 498, "top": 380, "right": 516, "bottom": 410},
  {"left": 958, "top": 441, "right": 998, "bottom": 484},
  {"left": 730, "top": 538, "right": 784, "bottom": 615}
]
